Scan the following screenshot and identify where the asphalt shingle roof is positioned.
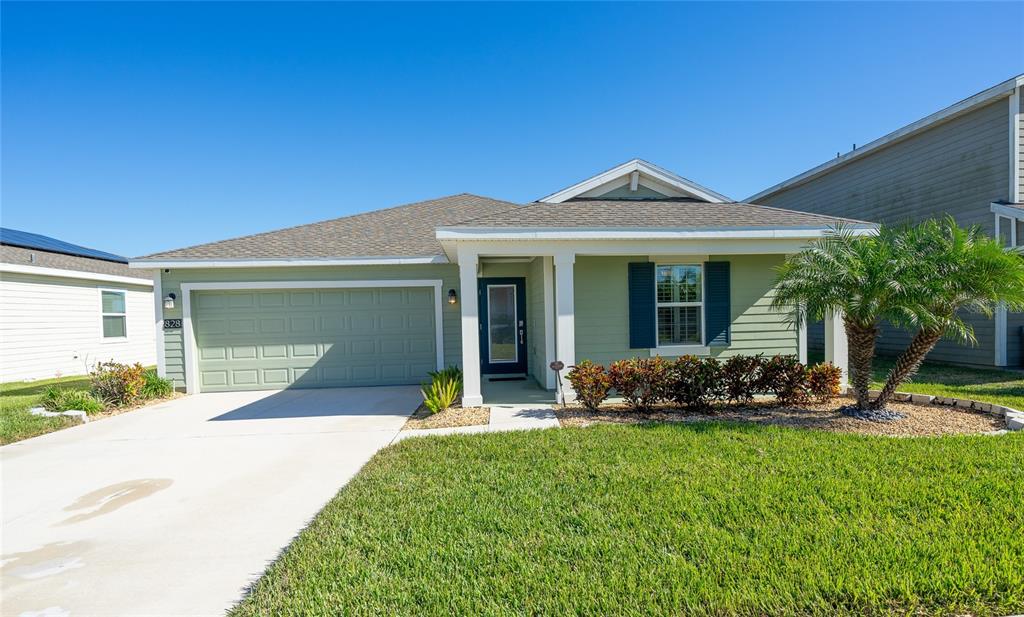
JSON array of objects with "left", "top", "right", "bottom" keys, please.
[
  {"left": 137, "top": 194, "right": 520, "bottom": 261},
  {"left": 444, "top": 198, "right": 872, "bottom": 229}
]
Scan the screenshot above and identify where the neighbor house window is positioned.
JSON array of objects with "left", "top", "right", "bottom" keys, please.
[
  {"left": 101, "top": 290, "right": 127, "bottom": 339},
  {"left": 655, "top": 264, "right": 703, "bottom": 346}
]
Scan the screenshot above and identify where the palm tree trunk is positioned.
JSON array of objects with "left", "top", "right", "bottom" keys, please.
[
  {"left": 871, "top": 328, "right": 943, "bottom": 410},
  {"left": 844, "top": 321, "right": 879, "bottom": 410}
]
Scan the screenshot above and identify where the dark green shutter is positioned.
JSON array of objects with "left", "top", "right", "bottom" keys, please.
[
  {"left": 628, "top": 262, "right": 656, "bottom": 349},
  {"left": 704, "top": 261, "right": 731, "bottom": 346}
]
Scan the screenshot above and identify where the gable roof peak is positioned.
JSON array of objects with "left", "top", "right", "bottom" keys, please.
[{"left": 538, "top": 159, "right": 731, "bottom": 204}]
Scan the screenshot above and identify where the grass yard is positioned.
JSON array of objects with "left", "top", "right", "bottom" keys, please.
[
  {"left": 0, "top": 374, "right": 91, "bottom": 445},
  {"left": 233, "top": 423, "right": 1024, "bottom": 616}
]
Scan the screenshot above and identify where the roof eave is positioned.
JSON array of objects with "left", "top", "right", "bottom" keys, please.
[
  {"left": 128, "top": 255, "right": 450, "bottom": 269},
  {"left": 435, "top": 225, "right": 878, "bottom": 241}
]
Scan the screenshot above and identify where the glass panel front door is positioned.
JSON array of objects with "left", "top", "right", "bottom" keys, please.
[{"left": 487, "top": 285, "right": 517, "bottom": 363}]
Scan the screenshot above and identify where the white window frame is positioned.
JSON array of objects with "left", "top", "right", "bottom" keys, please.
[
  {"left": 654, "top": 263, "right": 707, "bottom": 354},
  {"left": 99, "top": 288, "right": 128, "bottom": 342}
]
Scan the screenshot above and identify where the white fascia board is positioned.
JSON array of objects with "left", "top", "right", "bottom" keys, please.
[
  {"left": 991, "top": 202, "right": 1024, "bottom": 219},
  {"left": 435, "top": 226, "right": 877, "bottom": 241},
  {"left": 128, "top": 255, "right": 449, "bottom": 269},
  {"left": 0, "top": 263, "right": 154, "bottom": 287},
  {"left": 749, "top": 75, "right": 1024, "bottom": 202},
  {"left": 538, "top": 158, "right": 731, "bottom": 203}
]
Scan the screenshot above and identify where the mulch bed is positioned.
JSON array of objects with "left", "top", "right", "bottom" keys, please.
[
  {"left": 403, "top": 404, "right": 490, "bottom": 431},
  {"left": 554, "top": 397, "right": 1005, "bottom": 436},
  {"left": 85, "top": 393, "right": 182, "bottom": 422}
]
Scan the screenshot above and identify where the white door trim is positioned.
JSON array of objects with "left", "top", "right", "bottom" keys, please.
[{"left": 180, "top": 279, "right": 444, "bottom": 394}]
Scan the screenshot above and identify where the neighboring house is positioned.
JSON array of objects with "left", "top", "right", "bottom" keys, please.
[
  {"left": 751, "top": 74, "right": 1024, "bottom": 368},
  {"left": 130, "top": 159, "right": 874, "bottom": 404},
  {"left": 0, "top": 228, "right": 156, "bottom": 382}
]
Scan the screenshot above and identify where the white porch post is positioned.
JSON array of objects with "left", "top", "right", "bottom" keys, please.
[
  {"left": 797, "top": 318, "right": 808, "bottom": 366},
  {"left": 824, "top": 310, "right": 849, "bottom": 389},
  {"left": 553, "top": 251, "right": 576, "bottom": 403},
  {"left": 458, "top": 248, "right": 483, "bottom": 407},
  {"left": 542, "top": 255, "right": 557, "bottom": 390}
]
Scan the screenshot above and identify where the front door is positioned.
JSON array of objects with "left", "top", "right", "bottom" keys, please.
[{"left": 479, "top": 277, "right": 527, "bottom": 375}]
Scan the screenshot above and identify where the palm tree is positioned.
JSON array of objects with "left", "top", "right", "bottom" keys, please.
[
  {"left": 871, "top": 217, "right": 1024, "bottom": 409},
  {"left": 772, "top": 225, "right": 915, "bottom": 410}
]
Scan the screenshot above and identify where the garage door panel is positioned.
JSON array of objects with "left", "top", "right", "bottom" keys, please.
[{"left": 194, "top": 287, "right": 437, "bottom": 392}]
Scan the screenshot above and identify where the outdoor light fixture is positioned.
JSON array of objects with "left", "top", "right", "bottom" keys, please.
[
  {"left": 448, "top": 289, "right": 458, "bottom": 304},
  {"left": 163, "top": 293, "right": 177, "bottom": 310}
]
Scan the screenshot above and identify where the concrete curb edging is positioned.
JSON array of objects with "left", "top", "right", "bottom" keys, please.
[
  {"left": 848, "top": 390, "right": 1023, "bottom": 431},
  {"left": 28, "top": 406, "right": 89, "bottom": 423}
]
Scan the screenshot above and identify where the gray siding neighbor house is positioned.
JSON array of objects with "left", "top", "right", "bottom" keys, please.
[{"left": 750, "top": 75, "right": 1024, "bottom": 368}]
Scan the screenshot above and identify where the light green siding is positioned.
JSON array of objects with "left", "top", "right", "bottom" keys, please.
[
  {"left": 160, "top": 264, "right": 460, "bottom": 391},
  {"left": 593, "top": 184, "right": 669, "bottom": 199},
  {"left": 572, "top": 254, "right": 796, "bottom": 366},
  {"left": 527, "top": 258, "right": 547, "bottom": 386}
]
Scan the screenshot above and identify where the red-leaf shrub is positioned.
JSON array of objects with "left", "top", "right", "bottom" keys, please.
[
  {"left": 665, "top": 355, "right": 723, "bottom": 410},
  {"left": 90, "top": 361, "right": 147, "bottom": 407},
  {"left": 721, "top": 354, "right": 763, "bottom": 404},
  {"left": 759, "top": 355, "right": 809, "bottom": 405},
  {"left": 807, "top": 362, "right": 842, "bottom": 402},
  {"left": 566, "top": 360, "right": 611, "bottom": 411},
  {"left": 607, "top": 357, "right": 668, "bottom": 411}
]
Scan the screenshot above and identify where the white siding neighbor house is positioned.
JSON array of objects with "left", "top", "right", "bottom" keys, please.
[{"left": 0, "top": 228, "right": 156, "bottom": 382}]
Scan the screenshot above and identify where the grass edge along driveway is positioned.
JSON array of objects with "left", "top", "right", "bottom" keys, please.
[
  {"left": 232, "top": 422, "right": 1024, "bottom": 617},
  {"left": 0, "top": 374, "right": 90, "bottom": 444}
]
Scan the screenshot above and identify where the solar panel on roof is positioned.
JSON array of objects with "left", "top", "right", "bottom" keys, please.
[{"left": 0, "top": 228, "right": 128, "bottom": 264}]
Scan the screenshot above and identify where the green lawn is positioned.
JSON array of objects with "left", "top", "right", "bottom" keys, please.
[
  {"left": 233, "top": 424, "right": 1024, "bottom": 616},
  {"left": 0, "top": 374, "right": 91, "bottom": 445}
]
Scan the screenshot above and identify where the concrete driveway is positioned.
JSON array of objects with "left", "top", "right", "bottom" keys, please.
[{"left": 1, "top": 386, "right": 418, "bottom": 617}]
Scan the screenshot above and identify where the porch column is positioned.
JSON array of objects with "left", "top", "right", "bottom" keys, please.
[
  {"left": 824, "top": 310, "right": 849, "bottom": 389},
  {"left": 797, "top": 305, "right": 808, "bottom": 365},
  {"left": 553, "top": 251, "right": 576, "bottom": 403},
  {"left": 458, "top": 248, "right": 483, "bottom": 407}
]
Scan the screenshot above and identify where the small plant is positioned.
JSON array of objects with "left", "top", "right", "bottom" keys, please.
[
  {"left": 566, "top": 360, "right": 611, "bottom": 411},
  {"left": 807, "top": 362, "right": 842, "bottom": 402},
  {"left": 41, "top": 387, "right": 105, "bottom": 415},
  {"left": 665, "top": 355, "right": 723, "bottom": 410},
  {"left": 608, "top": 357, "right": 668, "bottom": 411},
  {"left": 90, "top": 361, "right": 147, "bottom": 407},
  {"left": 759, "top": 355, "right": 809, "bottom": 405},
  {"left": 141, "top": 369, "right": 174, "bottom": 399},
  {"left": 421, "top": 366, "right": 463, "bottom": 414},
  {"left": 721, "top": 354, "right": 763, "bottom": 404}
]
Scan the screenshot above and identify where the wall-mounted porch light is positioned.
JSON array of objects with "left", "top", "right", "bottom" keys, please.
[
  {"left": 163, "top": 293, "right": 177, "bottom": 310},
  {"left": 447, "top": 289, "right": 458, "bottom": 305}
]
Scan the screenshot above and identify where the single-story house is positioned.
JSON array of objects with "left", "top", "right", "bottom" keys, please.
[
  {"left": 0, "top": 228, "right": 156, "bottom": 382},
  {"left": 130, "top": 160, "right": 874, "bottom": 404}
]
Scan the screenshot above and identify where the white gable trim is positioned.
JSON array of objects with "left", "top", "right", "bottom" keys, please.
[
  {"left": 0, "top": 262, "right": 154, "bottom": 286},
  {"left": 539, "top": 159, "right": 731, "bottom": 203}
]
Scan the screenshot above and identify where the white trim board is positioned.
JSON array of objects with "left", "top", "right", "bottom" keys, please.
[
  {"left": 749, "top": 74, "right": 1024, "bottom": 202},
  {"left": 0, "top": 263, "right": 154, "bottom": 287},
  {"left": 539, "top": 159, "right": 732, "bottom": 203},
  {"left": 179, "top": 279, "right": 445, "bottom": 394},
  {"left": 991, "top": 202, "right": 1024, "bottom": 220},
  {"left": 436, "top": 226, "right": 877, "bottom": 241},
  {"left": 129, "top": 256, "right": 449, "bottom": 269}
]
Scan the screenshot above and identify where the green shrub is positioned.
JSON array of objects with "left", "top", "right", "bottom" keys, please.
[
  {"left": 90, "top": 361, "right": 146, "bottom": 407},
  {"left": 566, "top": 360, "right": 611, "bottom": 411},
  {"left": 721, "top": 354, "right": 763, "bottom": 404},
  {"left": 421, "top": 366, "right": 463, "bottom": 414},
  {"left": 41, "top": 387, "right": 105, "bottom": 415},
  {"left": 665, "top": 355, "right": 723, "bottom": 410},
  {"left": 608, "top": 357, "right": 668, "bottom": 411},
  {"left": 807, "top": 362, "right": 842, "bottom": 402},
  {"left": 141, "top": 369, "right": 173, "bottom": 399},
  {"left": 759, "top": 355, "right": 809, "bottom": 405}
]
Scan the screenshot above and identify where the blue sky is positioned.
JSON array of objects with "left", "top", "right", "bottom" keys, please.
[{"left": 2, "top": 2, "right": 1021, "bottom": 257}]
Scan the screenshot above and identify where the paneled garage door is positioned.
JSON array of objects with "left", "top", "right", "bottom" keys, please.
[{"left": 193, "top": 287, "right": 438, "bottom": 392}]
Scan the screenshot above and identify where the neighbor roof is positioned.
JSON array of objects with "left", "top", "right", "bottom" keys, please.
[
  {"left": 1, "top": 227, "right": 128, "bottom": 264},
  {"left": 135, "top": 194, "right": 520, "bottom": 263},
  {"left": 441, "top": 198, "right": 872, "bottom": 231}
]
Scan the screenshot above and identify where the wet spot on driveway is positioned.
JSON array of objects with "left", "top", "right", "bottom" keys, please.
[
  {"left": 0, "top": 541, "right": 90, "bottom": 582},
  {"left": 57, "top": 478, "right": 173, "bottom": 526}
]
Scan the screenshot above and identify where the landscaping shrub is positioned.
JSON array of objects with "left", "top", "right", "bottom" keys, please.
[
  {"left": 140, "top": 369, "right": 174, "bottom": 399},
  {"left": 608, "top": 357, "right": 668, "bottom": 411},
  {"left": 566, "top": 360, "right": 611, "bottom": 411},
  {"left": 90, "top": 361, "right": 147, "bottom": 407},
  {"left": 807, "top": 362, "right": 843, "bottom": 402},
  {"left": 721, "top": 354, "right": 763, "bottom": 404},
  {"left": 759, "top": 355, "right": 809, "bottom": 405},
  {"left": 41, "top": 387, "right": 105, "bottom": 415},
  {"left": 421, "top": 366, "right": 463, "bottom": 414},
  {"left": 665, "top": 355, "right": 723, "bottom": 410}
]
